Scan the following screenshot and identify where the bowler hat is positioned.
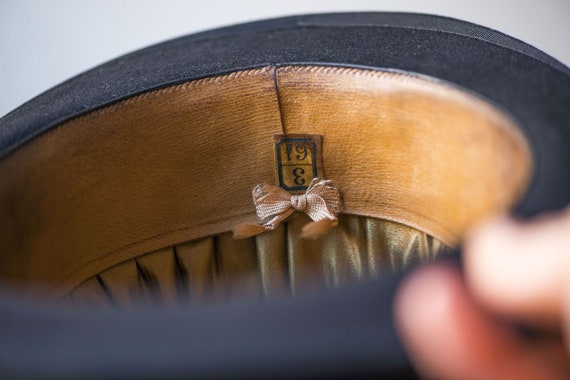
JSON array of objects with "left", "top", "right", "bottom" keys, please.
[{"left": 0, "top": 12, "right": 569, "bottom": 378}]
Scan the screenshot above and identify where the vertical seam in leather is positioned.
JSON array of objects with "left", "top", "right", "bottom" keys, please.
[
  {"left": 272, "top": 66, "right": 287, "bottom": 134},
  {"left": 273, "top": 66, "right": 292, "bottom": 295}
]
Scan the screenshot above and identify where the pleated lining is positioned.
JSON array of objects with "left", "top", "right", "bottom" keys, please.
[{"left": 62, "top": 215, "right": 450, "bottom": 309}]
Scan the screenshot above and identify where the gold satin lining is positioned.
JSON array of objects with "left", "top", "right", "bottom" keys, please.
[{"left": 62, "top": 215, "right": 450, "bottom": 309}]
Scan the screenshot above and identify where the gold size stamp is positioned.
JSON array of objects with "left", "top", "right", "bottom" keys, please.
[{"left": 274, "top": 134, "right": 323, "bottom": 193}]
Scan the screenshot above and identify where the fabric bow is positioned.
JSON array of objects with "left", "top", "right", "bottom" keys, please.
[{"left": 233, "top": 178, "right": 342, "bottom": 239}]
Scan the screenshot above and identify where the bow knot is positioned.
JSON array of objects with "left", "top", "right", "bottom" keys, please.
[
  {"left": 290, "top": 194, "right": 307, "bottom": 212},
  {"left": 233, "top": 178, "right": 342, "bottom": 239}
]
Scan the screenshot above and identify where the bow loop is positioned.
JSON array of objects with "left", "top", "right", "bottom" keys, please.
[
  {"left": 303, "top": 178, "right": 342, "bottom": 221},
  {"left": 252, "top": 183, "right": 292, "bottom": 220},
  {"left": 233, "top": 178, "right": 342, "bottom": 239}
]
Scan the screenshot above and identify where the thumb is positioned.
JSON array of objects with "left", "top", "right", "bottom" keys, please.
[{"left": 465, "top": 210, "right": 570, "bottom": 327}]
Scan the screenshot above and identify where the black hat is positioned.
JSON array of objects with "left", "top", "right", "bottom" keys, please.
[{"left": 0, "top": 13, "right": 568, "bottom": 378}]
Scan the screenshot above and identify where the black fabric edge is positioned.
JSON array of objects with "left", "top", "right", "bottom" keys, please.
[{"left": 1, "top": 12, "right": 568, "bottom": 160}]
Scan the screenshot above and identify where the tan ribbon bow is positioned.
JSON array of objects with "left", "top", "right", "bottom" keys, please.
[{"left": 233, "top": 178, "right": 342, "bottom": 239}]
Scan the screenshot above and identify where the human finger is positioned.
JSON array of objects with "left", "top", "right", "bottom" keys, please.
[
  {"left": 465, "top": 211, "right": 570, "bottom": 327},
  {"left": 395, "top": 263, "right": 570, "bottom": 379}
]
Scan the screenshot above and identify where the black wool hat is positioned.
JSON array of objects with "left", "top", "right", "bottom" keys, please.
[{"left": 0, "top": 13, "right": 568, "bottom": 379}]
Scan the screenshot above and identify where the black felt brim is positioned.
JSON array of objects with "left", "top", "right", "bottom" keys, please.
[{"left": 0, "top": 12, "right": 568, "bottom": 379}]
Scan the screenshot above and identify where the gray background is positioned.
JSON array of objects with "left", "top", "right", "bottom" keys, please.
[{"left": 1, "top": 0, "right": 569, "bottom": 118}]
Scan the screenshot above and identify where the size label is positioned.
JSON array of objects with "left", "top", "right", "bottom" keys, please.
[{"left": 274, "top": 134, "right": 323, "bottom": 192}]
